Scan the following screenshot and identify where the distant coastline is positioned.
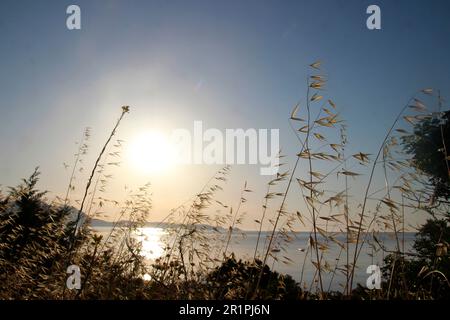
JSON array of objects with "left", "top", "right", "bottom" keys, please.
[
  {"left": 90, "top": 218, "right": 416, "bottom": 235},
  {"left": 90, "top": 218, "right": 236, "bottom": 233}
]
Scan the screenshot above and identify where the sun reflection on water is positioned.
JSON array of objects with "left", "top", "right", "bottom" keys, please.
[{"left": 134, "top": 227, "right": 166, "bottom": 261}]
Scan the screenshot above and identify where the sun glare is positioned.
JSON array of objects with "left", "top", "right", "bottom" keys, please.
[{"left": 128, "top": 131, "right": 176, "bottom": 174}]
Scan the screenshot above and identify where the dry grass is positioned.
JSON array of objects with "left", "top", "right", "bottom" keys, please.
[{"left": 0, "top": 63, "right": 448, "bottom": 300}]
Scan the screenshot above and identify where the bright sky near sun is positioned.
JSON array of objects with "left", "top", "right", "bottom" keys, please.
[{"left": 0, "top": 0, "right": 449, "bottom": 230}]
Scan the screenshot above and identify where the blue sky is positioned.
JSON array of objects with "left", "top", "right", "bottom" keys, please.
[{"left": 0, "top": 0, "right": 449, "bottom": 229}]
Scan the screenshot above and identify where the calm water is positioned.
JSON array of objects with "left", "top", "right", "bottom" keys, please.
[{"left": 94, "top": 226, "right": 416, "bottom": 291}]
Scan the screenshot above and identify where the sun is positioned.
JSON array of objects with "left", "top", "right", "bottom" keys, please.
[{"left": 128, "top": 131, "right": 176, "bottom": 174}]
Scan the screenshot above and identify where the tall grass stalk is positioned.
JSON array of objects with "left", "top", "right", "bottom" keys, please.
[
  {"left": 349, "top": 94, "right": 418, "bottom": 290},
  {"left": 70, "top": 106, "right": 130, "bottom": 247}
]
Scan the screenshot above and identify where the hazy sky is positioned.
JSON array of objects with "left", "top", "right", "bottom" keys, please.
[{"left": 1, "top": 0, "right": 449, "bottom": 230}]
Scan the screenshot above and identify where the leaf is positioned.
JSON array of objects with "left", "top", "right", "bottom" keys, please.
[
  {"left": 403, "top": 116, "right": 416, "bottom": 124},
  {"left": 328, "top": 99, "right": 336, "bottom": 109},
  {"left": 310, "top": 81, "right": 324, "bottom": 90},
  {"left": 298, "top": 179, "right": 320, "bottom": 192},
  {"left": 296, "top": 211, "right": 305, "bottom": 226},
  {"left": 330, "top": 237, "right": 345, "bottom": 249},
  {"left": 373, "top": 234, "right": 384, "bottom": 249},
  {"left": 310, "top": 61, "right": 321, "bottom": 70},
  {"left": 315, "top": 118, "right": 333, "bottom": 127},
  {"left": 418, "top": 265, "right": 429, "bottom": 277},
  {"left": 352, "top": 152, "right": 370, "bottom": 163},
  {"left": 305, "top": 196, "right": 317, "bottom": 209},
  {"left": 421, "top": 88, "right": 433, "bottom": 95},
  {"left": 408, "top": 99, "right": 427, "bottom": 112},
  {"left": 324, "top": 192, "right": 345, "bottom": 206},
  {"left": 309, "top": 236, "right": 315, "bottom": 248},
  {"left": 310, "top": 171, "right": 324, "bottom": 179},
  {"left": 381, "top": 198, "right": 399, "bottom": 210},
  {"left": 330, "top": 143, "right": 341, "bottom": 153},
  {"left": 297, "top": 150, "right": 310, "bottom": 158},
  {"left": 415, "top": 114, "right": 432, "bottom": 121},
  {"left": 312, "top": 261, "right": 320, "bottom": 269},
  {"left": 298, "top": 125, "right": 309, "bottom": 133},
  {"left": 395, "top": 128, "right": 409, "bottom": 134},
  {"left": 340, "top": 170, "right": 361, "bottom": 177},
  {"left": 316, "top": 227, "right": 328, "bottom": 239},
  {"left": 290, "top": 103, "right": 305, "bottom": 121},
  {"left": 311, "top": 75, "right": 325, "bottom": 81},
  {"left": 311, "top": 93, "right": 323, "bottom": 102},
  {"left": 348, "top": 225, "right": 364, "bottom": 231},
  {"left": 313, "top": 133, "right": 326, "bottom": 141},
  {"left": 322, "top": 108, "right": 334, "bottom": 116}
]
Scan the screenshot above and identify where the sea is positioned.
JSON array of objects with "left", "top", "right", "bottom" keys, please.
[{"left": 93, "top": 226, "right": 416, "bottom": 291}]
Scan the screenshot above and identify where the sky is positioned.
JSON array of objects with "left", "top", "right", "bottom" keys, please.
[{"left": 0, "top": 0, "right": 449, "bottom": 230}]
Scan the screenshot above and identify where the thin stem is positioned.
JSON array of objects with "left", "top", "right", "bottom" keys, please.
[
  {"left": 253, "top": 184, "right": 271, "bottom": 262},
  {"left": 349, "top": 94, "right": 418, "bottom": 291},
  {"left": 303, "top": 76, "right": 324, "bottom": 296},
  {"left": 223, "top": 183, "right": 246, "bottom": 258},
  {"left": 64, "top": 128, "right": 89, "bottom": 204}
]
